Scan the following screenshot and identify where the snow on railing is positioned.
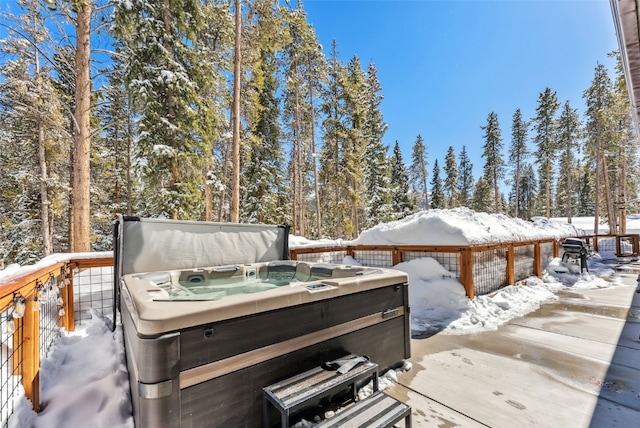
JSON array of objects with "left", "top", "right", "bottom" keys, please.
[{"left": 0, "top": 252, "right": 113, "bottom": 426}]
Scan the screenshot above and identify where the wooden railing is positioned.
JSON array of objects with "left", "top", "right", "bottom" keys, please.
[
  {"left": 0, "top": 254, "right": 112, "bottom": 424},
  {"left": 291, "top": 234, "right": 639, "bottom": 299}
]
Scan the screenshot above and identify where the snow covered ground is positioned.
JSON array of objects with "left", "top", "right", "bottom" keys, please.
[{"left": 2, "top": 209, "right": 637, "bottom": 427}]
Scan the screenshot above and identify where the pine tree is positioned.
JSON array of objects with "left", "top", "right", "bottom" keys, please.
[
  {"left": 583, "top": 64, "right": 615, "bottom": 233},
  {"left": 282, "top": 3, "right": 326, "bottom": 237},
  {"left": 114, "top": 0, "right": 218, "bottom": 220},
  {"left": 531, "top": 88, "right": 560, "bottom": 218},
  {"left": 363, "top": 62, "right": 393, "bottom": 228},
  {"left": 430, "top": 159, "right": 444, "bottom": 209},
  {"left": 508, "top": 109, "right": 529, "bottom": 218},
  {"left": 0, "top": 1, "right": 69, "bottom": 262},
  {"left": 242, "top": 0, "right": 287, "bottom": 225},
  {"left": 408, "top": 134, "right": 429, "bottom": 210},
  {"left": 457, "top": 145, "right": 473, "bottom": 208},
  {"left": 480, "top": 112, "right": 504, "bottom": 213},
  {"left": 319, "top": 40, "right": 349, "bottom": 238},
  {"left": 471, "top": 176, "right": 492, "bottom": 212},
  {"left": 555, "top": 100, "right": 581, "bottom": 221},
  {"left": 390, "top": 141, "right": 414, "bottom": 218},
  {"left": 518, "top": 164, "right": 538, "bottom": 219},
  {"left": 342, "top": 55, "right": 368, "bottom": 237},
  {"left": 443, "top": 146, "right": 459, "bottom": 208}
]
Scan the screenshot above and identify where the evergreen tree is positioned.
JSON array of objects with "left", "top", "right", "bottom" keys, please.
[
  {"left": 342, "top": 55, "right": 368, "bottom": 237},
  {"left": 430, "top": 159, "right": 444, "bottom": 209},
  {"left": 0, "top": 1, "right": 69, "bottom": 262},
  {"left": 457, "top": 145, "right": 474, "bottom": 208},
  {"left": 319, "top": 40, "right": 349, "bottom": 238},
  {"left": 508, "top": 109, "right": 529, "bottom": 218},
  {"left": 363, "top": 62, "right": 393, "bottom": 228},
  {"left": 518, "top": 164, "right": 538, "bottom": 219},
  {"left": 114, "top": 0, "right": 218, "bottom": 220},
  {"left": 471, "top": 176, "right": 492, "bottom": 212},
  {"left": 390, "top": 141, "right": 414, "bottom": 218},
  {"left": 555, "top": 100, "right": 581, "bottom": 221},
  {"left": 576, "top": 160, "right": 595, "bottom": 216},
  {"left": 408, "top": 134, "right": 429, "bottom": 210},
  {"left": 282, "top": 3, "right": 326, "bottom": 237},
  {"left": 480, "top": 112, "right": 504, "bottom": 213},
  {"left": 531, "top": 88, "right": 560, "bottom": 218},
  {"left": 443, "top": 146, "right": 459, "bottom": 208},
  {"left": 583, "top": 63, "right": 615, "bottom": 233},
  {"left": 242, "top": 0, "right": 287, "bottom": 225}
]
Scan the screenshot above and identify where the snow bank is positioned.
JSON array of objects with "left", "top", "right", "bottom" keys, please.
[{"left": 353, "top": 208, "right": 582, "bottom": 246}]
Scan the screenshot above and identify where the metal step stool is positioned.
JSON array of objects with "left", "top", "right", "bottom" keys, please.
[
  {"left": 263, "top": 355, "right": 379, "bottom": 428},
  {"left": 316, "top": 390, "right": 411, "bottom": 428}
]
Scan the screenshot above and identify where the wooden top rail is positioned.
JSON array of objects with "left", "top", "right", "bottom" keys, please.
[
  {"left": 0, "top": 262, "right": 67, "bottom": 311},
  {"left": 290, "top": 238, "right": 563, "bottom": 257},
  {"left": 0, "top": 253, "right": 115, "bottom": 311}
]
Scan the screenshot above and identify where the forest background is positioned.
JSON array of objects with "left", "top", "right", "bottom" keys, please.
[{"left": 0, "top": 0, "right": 637, "bottom": 266}]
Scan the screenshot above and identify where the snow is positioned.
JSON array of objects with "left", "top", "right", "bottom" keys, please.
[
  {"left": 353, "top": 208, "right": 583, "bottom": 246},
  {"left": 1, "top": 210, "right": 634, "bottom": 427}
]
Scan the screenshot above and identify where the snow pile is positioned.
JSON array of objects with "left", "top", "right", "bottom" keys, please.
[
  {"left": 353, "top": 208, "right": 582, "bottom": 246},
  {"left": 9, "top": 311, "right": 133, "bottom": 428}
]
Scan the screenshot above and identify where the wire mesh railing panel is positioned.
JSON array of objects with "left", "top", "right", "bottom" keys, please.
[
  {"left": 0, "top": 310, "right": 23, "bottom": 428},
  {"left": 619, "top": 236, "right": 634, "bottom": 255},
  {"left": 74, "top": 267, "right": 113, "bottom": 326},
  {"left": 294, "top": 251, "right": 348, "bottom": 264},
  {"left": 38, "top": 277, "right": 62, "bottom": 361},
  {"left": 473, "top": 248, "right": 508, "bottom": 295},
  {"left": 403, "top": 251, "right": 461, "bottom": 278},
  {"left": 514, "top": 245, "right": 535, "bottom": 280},
  {"left": 540, "top": 242, "right": 555, "bottom": 270},
  {"left": 352, "top": 250, "right": 393, "bottom": 268}
]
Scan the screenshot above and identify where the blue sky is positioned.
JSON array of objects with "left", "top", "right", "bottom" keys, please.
[{"left": 303, "top": 0, "right": 619, "bottom": 180}]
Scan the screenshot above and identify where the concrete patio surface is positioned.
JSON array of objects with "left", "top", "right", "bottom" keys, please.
[{"left": 387, "top": 271, "right": 640, "bottom": 427}]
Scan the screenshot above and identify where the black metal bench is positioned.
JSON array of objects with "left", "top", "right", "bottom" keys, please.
[
  {"left": 315, "top": 390, "right": 412, "bottom": 428},
  {"left": 263, "top": 355, "right": 379, "bottom": 428}
]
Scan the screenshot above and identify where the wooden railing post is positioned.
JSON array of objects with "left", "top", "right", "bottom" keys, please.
[
  {"left": 22, "top": 299, "right": 40, "bottom": 411},
  {"left": 506, "top": 244, "right": 515, "bottom": 286},
  {"left": 553, "top": 240, "right": 559, "bottom": 258},
  {"left": 62, "top": 264, "right": 75, "bottom": 332},
  {"left": 392, "top": 247, "right": 402, "bottom": 266},
  {"left": 534, "top": 242, "right": 542, "bottom": 278},
  {"left": 459, "top": 249, "right": 474, "bottom": 299}
]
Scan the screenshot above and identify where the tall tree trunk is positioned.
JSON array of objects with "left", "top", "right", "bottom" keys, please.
[
  {"left": 601, "top": 151, "right": 616, "bottom": 233},
  {"left": 307, "top": 65, "right": 321, "bottom": 237},
  {"left": 594, "top": 135, "right": 600, "bottom": 235},
  {"left": 161, "top": 0, "right": 179, "bottom": 220},
  {"left": 620, "top": 159, "right": 627, "bottom": 234},
  {"left": 230, "top": 0, "right": 242, "bottom": 223},
  {"left": 566, "top": 165, "right": 572, "bottom": 223},
  {"left": 126, "top": 102, "right": 133, "bottom": 216},
  {"left": 34, "top": 39, "right": 51, "bottom": 256},
  {"left": 545, "top": 164, "right": 551, "bottom": 218},
  {"left": 218, "top": 139, "right": 231, "bottom": 222},
  {"left": 71, "top": 1, "right": 92, "bottom": 252}
]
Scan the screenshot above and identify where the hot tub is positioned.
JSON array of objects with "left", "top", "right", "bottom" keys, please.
[{"left": 114, "top": 217, "right": 410, "bottom": 428}]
